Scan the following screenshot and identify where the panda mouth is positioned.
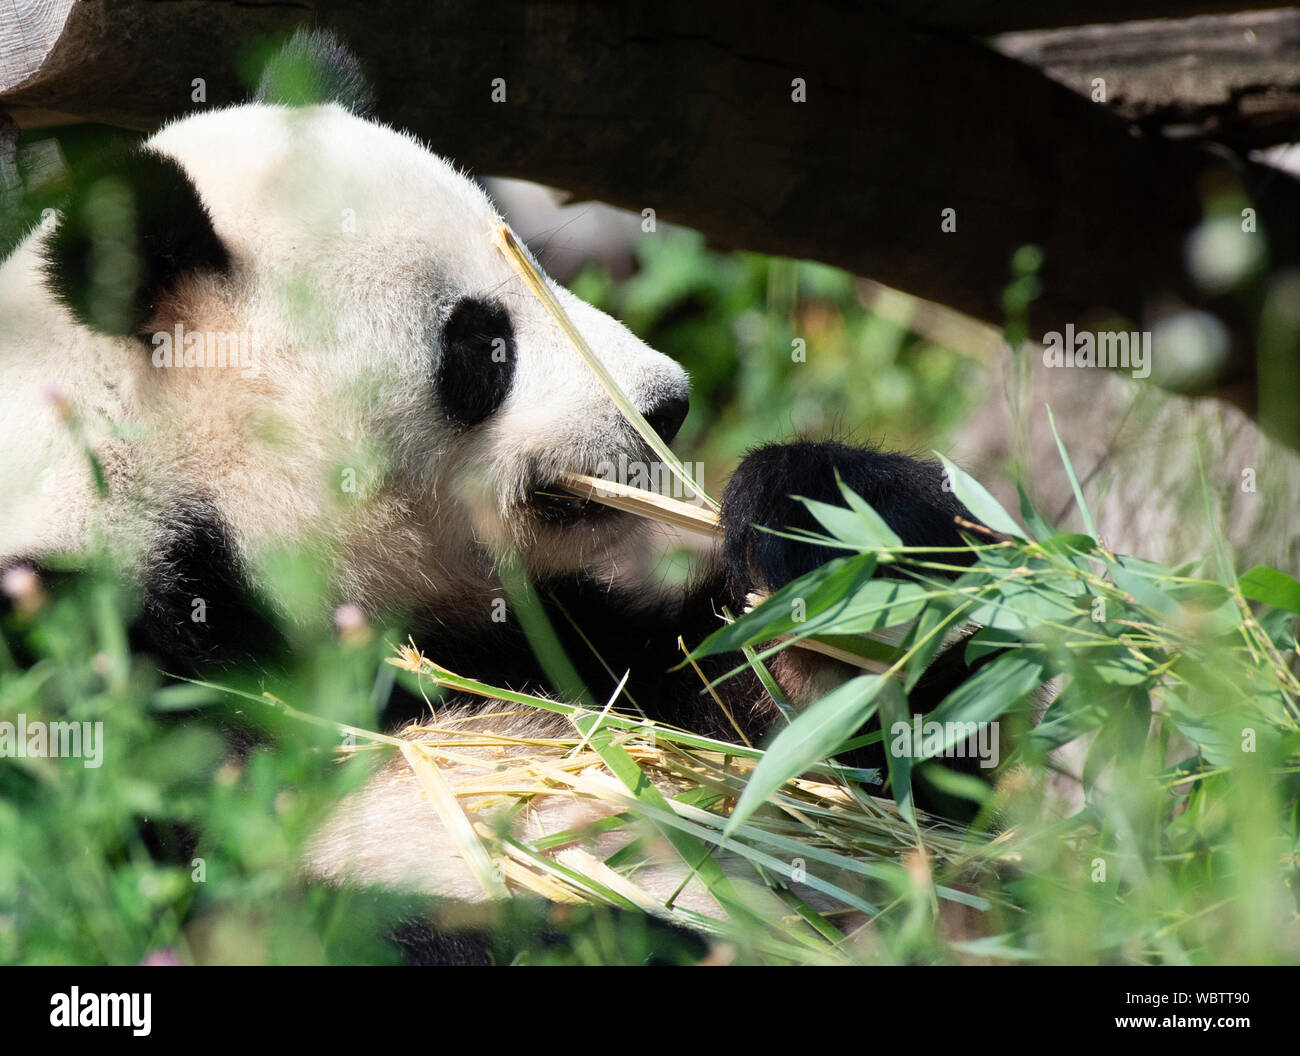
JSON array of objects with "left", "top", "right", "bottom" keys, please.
[{"left": 526, "top": 483, "right": 620, "bottom": 526}]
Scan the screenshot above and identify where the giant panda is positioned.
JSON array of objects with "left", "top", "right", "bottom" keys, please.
[{"left": 0, "top": 31, "right": 986, "bottom": 962}]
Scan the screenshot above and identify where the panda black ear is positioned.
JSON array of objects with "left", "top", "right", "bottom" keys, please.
[
  {"left": 254, "top": 27, "right": 375, "bottom": 117},
  {"left": 43, "top": 148, "right": 229, "bottom": 337}
]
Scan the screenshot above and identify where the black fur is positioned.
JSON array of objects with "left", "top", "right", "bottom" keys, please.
[
  {"left": 254, "top": 27, "right": 375, "bottom": 117},
  {"left": 132, "top": 501, "right": 283, "bottom": 673},
  {"left": 400, "top": 566, "right": 771, "bottom": 746},
  {"left": 43, "top": 148, "right": 228, "bottom": 336},
  {"left": 434, "top": 295, "right": 518, "bottom": 427},
  {"left": 722, "top": 441, "right": 975, "bottom": 592},
  {"left": 389, "top": 905, "right": 708, "bottom": 965}
]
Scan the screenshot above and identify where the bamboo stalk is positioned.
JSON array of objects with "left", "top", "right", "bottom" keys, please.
[
  {"left": 399, "top": 741, "right": 509, "bottom": 900},
  {"left": 493, "top": 222, "right": 719, "bottom": 512},
  {"left": 556, "top": 470, "right": 720, "bottom": 537},
  {"left": 772, "top": 635, "right": 891, "bottom": 674}
]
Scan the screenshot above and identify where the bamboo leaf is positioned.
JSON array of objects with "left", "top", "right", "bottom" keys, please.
[
  {"left": 691, "top": 554, "right": 875, "bottom": 658},
  {"left": 923, "top": 654, "right": 1046, "bottom": 757},
  {"left": 1239, "top": 565, "right": 1300, "bottom": 614},
  {"left": 725, "top": 674, "right": 887, "bottom": 834},
  {"left": 877, "top": 679, "right": 916, "bottom": 828},
  {"left": 1016, "top": 482, "right": 1054, "bottom": 542},
  {"left": 1046, "top": 406, "right": 1096, "bottom": 540},
  {"left": 935, "top": 453, "right": 1025, "bottom": 539}
]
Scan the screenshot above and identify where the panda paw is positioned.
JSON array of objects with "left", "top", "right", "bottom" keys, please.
[{"left": 719, "top": 440, "right": 973, "bottom": 594}]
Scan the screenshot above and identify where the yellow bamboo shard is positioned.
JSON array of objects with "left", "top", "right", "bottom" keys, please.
[
  {"left": 776, "top": 635, "right": 890, "bottom": 674},
  {"left": 399, "top": 741, "right": 509, "bottom": 900},
  {"left": 556, "top": 470, "right": 720, "bottom": 537},
  {"left": 492, "top": 221, "right": 720, "bottom": 513}
]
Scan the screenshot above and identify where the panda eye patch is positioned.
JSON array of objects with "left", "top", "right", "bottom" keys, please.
[{"left": 435, "top": 295, "right": 517, "bottom": 427}]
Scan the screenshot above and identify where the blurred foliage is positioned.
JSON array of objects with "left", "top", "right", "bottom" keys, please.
[
  {"left": 0, "top": 563, "right": 708, "bottom": 965},
  {"left": 0, "top": 560, "right": 405, "bottom": 965}
]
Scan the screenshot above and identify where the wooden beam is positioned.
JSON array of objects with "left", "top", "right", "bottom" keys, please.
[
  {"left": 875, "top": 1, "right": 1300, "bottom": 35},
  {"left": 4, "top": 1, "right": 1300, "bottom": 445},
  {"left": 999, "top": 10, "right": 1300, "bottom": 149}
]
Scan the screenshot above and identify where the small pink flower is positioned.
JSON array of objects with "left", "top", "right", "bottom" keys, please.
[
  {"left": 1, "top": 565, "right": 47, "bottom": 614},
  {"left": 334, "top": 602, "right": 371, "bottom": 643},
  {"left": 139, "top": 948, "right": 182, "bottom": 966}
]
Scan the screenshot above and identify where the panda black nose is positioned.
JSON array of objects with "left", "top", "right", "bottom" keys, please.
[{"left": 643, "top": 393, "right": 690, "bottom": 444}]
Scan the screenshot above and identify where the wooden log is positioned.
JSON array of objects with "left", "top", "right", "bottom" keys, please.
[
  {"left": 4, "top": 1, "right": 1300, "bottom": 445},
  {"left": 999, "top": 10, "right": 1300, "bottom": 150}
]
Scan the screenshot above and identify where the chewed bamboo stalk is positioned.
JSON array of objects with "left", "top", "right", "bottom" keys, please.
[{"left": 556, "top": 470, "right": 720, "bottom": 536}]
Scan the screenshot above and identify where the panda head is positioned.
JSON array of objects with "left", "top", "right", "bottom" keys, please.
[{"left": 37, "top": 35, "right": 690, "bottom": 616}]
